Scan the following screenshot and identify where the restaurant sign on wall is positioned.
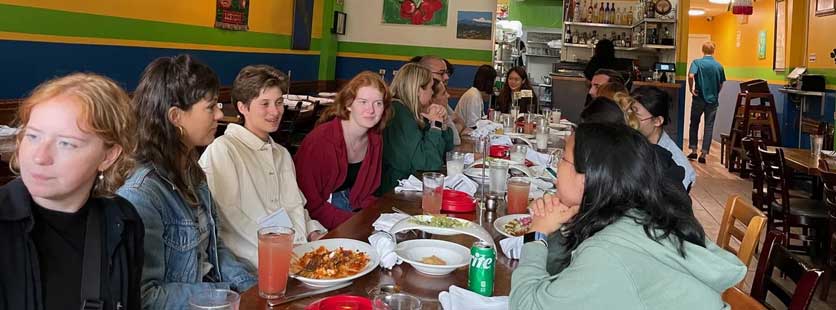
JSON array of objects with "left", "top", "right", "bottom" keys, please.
[
  {"left": 383, "top": 0, "right": 448, "bottom": 26},
  {"left": 215, "top": 0, "right": 250, "bottom": 31}
]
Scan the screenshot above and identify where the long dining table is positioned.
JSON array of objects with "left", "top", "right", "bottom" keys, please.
[{"left": 239, "top": 138, "right": 517, "bottom": 309}]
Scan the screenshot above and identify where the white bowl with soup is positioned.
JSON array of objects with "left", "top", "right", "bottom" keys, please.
[{"left": 395, "top": 239, "right": 471, "bottom": 276}]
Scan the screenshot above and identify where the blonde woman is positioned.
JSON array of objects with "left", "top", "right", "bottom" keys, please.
[
  {"left": 0, "top": 73, "right": 143, "bottom": 310},
  {"left": 380, "top": 63, "right": 454, "bottom": 193}
]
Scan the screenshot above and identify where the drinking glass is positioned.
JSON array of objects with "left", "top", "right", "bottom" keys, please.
[
  {"left": 552, "top": 108, "right": 562, "bottom": 123},
  {"left": 510, "top": 145, "right": 528, "bottom": 164},
  {"left": 507, "top": 177, "right": 531, "bottom": 214},
  {"left": 422, "top": 172, "right": 445, "bottom": 214},
  {"left": 258, "top": 226, "right": 295, "bottom": 299},
  {"left": 535, "top": 125, "right": 549, "bottom": 151},
  {"left": 811, "top": 134, "right": 824, "bottom": 157},
  {"left": 371, "top": 293, "right": 422, "bottom": 310},
  {"left": 189, "top": 289, "right": 240, "bottom": 310},
  {"left": 446, "top": 152, "right": 465, "bottom": 176},
  {"left": 489, "top": 161, "right": 510, "bottom": 194}
]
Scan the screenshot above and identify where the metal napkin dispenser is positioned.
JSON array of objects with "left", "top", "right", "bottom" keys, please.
[{"left": 800, "top": 75, "right": 826, "bottom": 92}]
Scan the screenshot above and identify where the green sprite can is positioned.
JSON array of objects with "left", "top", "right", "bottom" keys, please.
[{"left": 468, "top": 241, "right": 496, "bottom": 296}]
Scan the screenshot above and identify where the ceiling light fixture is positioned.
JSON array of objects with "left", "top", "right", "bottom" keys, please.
[
  {"left": 709, "top": 0, "right": 732, "bottom": 4},
  {"left": 689, "top": 8, "right": 706, "bottom": 16}
]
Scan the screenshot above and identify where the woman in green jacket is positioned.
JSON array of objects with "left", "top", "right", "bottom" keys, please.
[
  {"left": 511, "top": 123, "right": 745, "bottom": 310},
  {"left": 379, "top": 63, "right": 454, "bottom": 193}
]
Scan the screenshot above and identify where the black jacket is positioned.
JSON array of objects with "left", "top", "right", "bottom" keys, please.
[{"left": 0, "top": 178, "right": 144, "bottom": 310}]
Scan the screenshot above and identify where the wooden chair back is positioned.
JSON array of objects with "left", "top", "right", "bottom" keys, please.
[
  {"left": 717, "top": 195, "right": 768, "bottom": 268},
  {"left": 722, "top": 287, "right": 766, "bottom": 310},
  {"left": 751, "top": 230, "right": 823, "bottom": 310}
]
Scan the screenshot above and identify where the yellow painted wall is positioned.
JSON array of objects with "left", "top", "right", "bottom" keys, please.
[
  {"left": 0, "top": 0, "right": 322, "bottom": 38},
  {"left": 688, "top": 0, "right": 775, "bottom": 68},
  {"left": 806, "top": 3, "right": 836, "bottom": 69}
]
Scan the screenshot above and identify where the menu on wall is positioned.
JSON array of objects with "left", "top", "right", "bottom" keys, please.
[{"left": 774, "top": 0, "right": 786, "bottom": 71}]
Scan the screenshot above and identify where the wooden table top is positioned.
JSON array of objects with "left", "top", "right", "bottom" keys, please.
[
  {"left": 777, "top": 147, "right": 835, "bottom": 175},
  {"left": 238, "top": 138, "right": 514, "bottom": 309}
]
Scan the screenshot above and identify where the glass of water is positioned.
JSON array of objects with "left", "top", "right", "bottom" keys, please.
[
  {"left": 189, "top": 289, "right": 239, "bottom": 310},
  {"left": 510, "top": 145, "right": 528, "bottom": 164},
  {"left": 446, "top": 151, "right": 466, "bottom": 176},
  {"left": 489, "top": 160, "right": 510, "bottom": 194}
]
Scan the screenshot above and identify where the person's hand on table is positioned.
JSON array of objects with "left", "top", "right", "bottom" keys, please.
[{"left": 528, "top": 194, "right": 579, "bottom": 235}]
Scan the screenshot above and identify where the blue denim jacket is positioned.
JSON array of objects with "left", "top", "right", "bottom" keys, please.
[{"left": 117, "top": 164, "right": 256, "bottom": 309}]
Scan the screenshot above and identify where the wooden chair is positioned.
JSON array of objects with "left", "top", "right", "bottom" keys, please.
[
  {"left": 759, "top": 146, "right": 828, "bottom": 255},
  {"left": 743, "top": 137, "right": 767, "bottom": 212},
  {"left": 717, "top": 195, "right": 767, "bottom": 270},
  {"left": 722, "top": 287, "right": 766, "bottom": 310},
  {"left": 817, "top": 159, "right": 836, "bottom": 300},
  {"left": 751, "top": 230, "right": 824, "bottom": 310}
]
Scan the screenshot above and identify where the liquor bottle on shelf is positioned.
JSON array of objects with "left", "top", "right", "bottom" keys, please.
[
  {"left": 628, "top": 6, "right": 635, "bottom": 24},
  {"left": 645, "top": 0, "right": 656, "bottom": 18},
  {"left": 622, "top": 32, "right": 629, "bottom": 47},
  {"left": 614, "top": 7, "right": 622, "bottom": 25},
  {"left": 576, "top": 0, "right": 582, "bottom": 21},
  {"left": 598, "top": 2, "right": 604, "bottom": 23},
  {"left": 565, "top": 27, "right": 573, "bottom": 44},
  {"left": 587, "top": 1, "right": 594, "bottom": 23},
  {"left": 603, "top": 3, "right": 609, "bottom": 24}
]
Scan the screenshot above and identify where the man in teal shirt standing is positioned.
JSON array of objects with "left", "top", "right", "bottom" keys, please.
[{"left": 688, "top": 41, "right": 726, "bottom": 163}]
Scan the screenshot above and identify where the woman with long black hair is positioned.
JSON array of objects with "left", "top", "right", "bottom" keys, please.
[{"left": 510, "top": 123, "right": 745, "bottom": 309}]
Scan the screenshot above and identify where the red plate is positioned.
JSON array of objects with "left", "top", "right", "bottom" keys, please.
[
  {"left": 305, "top": 295, "right": 372, "bottom": 310},
  {"left": 441, "top": 189, "right": 475, "bottom": 213}
]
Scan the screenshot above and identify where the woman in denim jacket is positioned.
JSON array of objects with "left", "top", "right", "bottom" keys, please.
[{"left": 117, "top": 55, "right": 256, "bottom": 309}]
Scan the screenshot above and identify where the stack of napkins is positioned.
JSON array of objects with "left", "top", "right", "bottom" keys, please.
[
  {"left": 371, "top": 213, "right": 410, "bottom": 232},
  {"left": 469, "top": 120, "right": 502, "bottom": 139},
  {"left": 499, "top": 237, "right": 523, "bottom": 260},
  {"left": 439, "top": 285, "right": 509, "bottom": 310},
  {"left": 394, "top": 174, "right": 479, "bottom": 197}
]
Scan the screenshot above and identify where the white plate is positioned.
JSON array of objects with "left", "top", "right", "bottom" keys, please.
[
  {"left": 493, "top": 214, "right": 532, "bottom": 238},
  {"left": 505, "top": 132, "right": 535, "bottom": 139},
  {"left": 389, "top": 215, "right": 496, "bottom": 248},
  {"left": 290, "top": 238, "right": 380, "bottom": 287},
  {"left": 464, "top": 167, "right": 490, "bottom": 184},
  {"left": 548, "top": 123, "right": 571, "bottom": 130},
  {"left": 395, "top": 239, "right": 470, "bottom": 276}
]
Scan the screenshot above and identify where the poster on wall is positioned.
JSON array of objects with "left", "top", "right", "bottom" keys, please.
[
  {"left": 816, "top": 0, "right": 835, "bottom": 16},
  {"left": 382, "top": 0, "right": 448, "bottom": 26},
  {"left": 456, "top": 11, "right": 492, "bottom": 40},
  {"left": 215, "top": 0, "right": 249, "bottom": 30},
  {"left": 757, "top": 31, "right": 767, "bottom": 60}
]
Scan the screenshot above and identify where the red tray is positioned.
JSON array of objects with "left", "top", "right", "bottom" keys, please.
[
  {"left": 441, "top": 189, "right": 475, "bottom": 213},
  {"left": 305, "top": 295, "right": 372, "bottom": 310}
]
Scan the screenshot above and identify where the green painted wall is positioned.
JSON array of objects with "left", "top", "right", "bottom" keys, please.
[
  {"left": 508, "top": 0, "right": 564, "bottom": 29},
  {"left": 318, "top": 0, "right": 338, "bottom": 79}
]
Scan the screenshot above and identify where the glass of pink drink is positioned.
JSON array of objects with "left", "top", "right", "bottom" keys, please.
[
  {"left": 506, "top": 177, "right": 531, "bottom": 214},
  {"left": 258, "top": 226, "right": 295, "bottom": 299},
  {"left": 422, "top": 172, "right": 445, "bottom": 214}
]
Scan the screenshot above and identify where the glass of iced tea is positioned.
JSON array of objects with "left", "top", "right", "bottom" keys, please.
[
  {"left": 422, "top": 172, "right": 445, "bottom": 214},
  {"left": 507, "top": 177, "right": 531, "bottom": 214},
  {"left": 258, "top": 226, "right": 295, "bottom": 299}
]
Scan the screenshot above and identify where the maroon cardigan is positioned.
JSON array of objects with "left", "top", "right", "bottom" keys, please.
[{"left": 294, "top": 118, "right": 382, "bottom": 229}]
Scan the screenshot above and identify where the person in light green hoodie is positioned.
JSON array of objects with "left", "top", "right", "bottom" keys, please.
[
  {"left": 379, "top": 63, "right": 454, "bottom": 193},
  {"left": 511, "top": 123, "right": 746, "bottom": 310}
]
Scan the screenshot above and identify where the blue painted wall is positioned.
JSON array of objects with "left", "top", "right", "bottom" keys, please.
[
  {"left": 0, "top": 40, "right": 320, "bottom": 98},
  {"left": 711, "top": 81, "right": 835, "bottom": 148},
  {"left": 336, "top": 56, "right": 479, "bottom": 89}
]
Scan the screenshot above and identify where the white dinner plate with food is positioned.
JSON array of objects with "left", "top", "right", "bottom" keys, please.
[
  {"left": 493, "top": 214, "right": 532, "bottom": 238},
  {"left": 395, "top": 239, "right": 470, "bottom": 276},
  {"left": 290, "top": 238, "right": 380, "bottom": 287},
  {"left": 389, "top": 215, "right": 496, "bottom": 248}
]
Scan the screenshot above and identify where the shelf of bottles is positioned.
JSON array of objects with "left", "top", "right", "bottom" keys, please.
[{"left": 562, "top": 0, "right": 677, "bottom": 52}]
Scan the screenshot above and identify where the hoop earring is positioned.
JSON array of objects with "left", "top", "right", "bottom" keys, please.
[{"left": 176, "top": 126, "right": 185, "bottom": 138}]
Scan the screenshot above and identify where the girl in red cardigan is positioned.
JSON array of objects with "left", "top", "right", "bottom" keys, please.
[{"left": 294, "top": 72, "right": 393, "bottom": 229}]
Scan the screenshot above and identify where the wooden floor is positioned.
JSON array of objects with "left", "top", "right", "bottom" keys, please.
[{"left": 686, "top": 139, "right": 835, "bottom": 309}]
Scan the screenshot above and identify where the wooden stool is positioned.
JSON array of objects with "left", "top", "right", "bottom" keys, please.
[{"left": 728, "top": 80, "right": 781, "bottom": 173}]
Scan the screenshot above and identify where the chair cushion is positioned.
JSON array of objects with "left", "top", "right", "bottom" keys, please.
[{"left": 770, "top": 198, "right": 828, "bottom": 218}]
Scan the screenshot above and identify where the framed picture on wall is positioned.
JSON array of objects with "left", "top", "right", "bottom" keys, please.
[
  {"left": 816, "top": 0, "right": 835, "bottom": 16},
  {"left": 773, "top": 0, "right": 786, "bottom": 71}
]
